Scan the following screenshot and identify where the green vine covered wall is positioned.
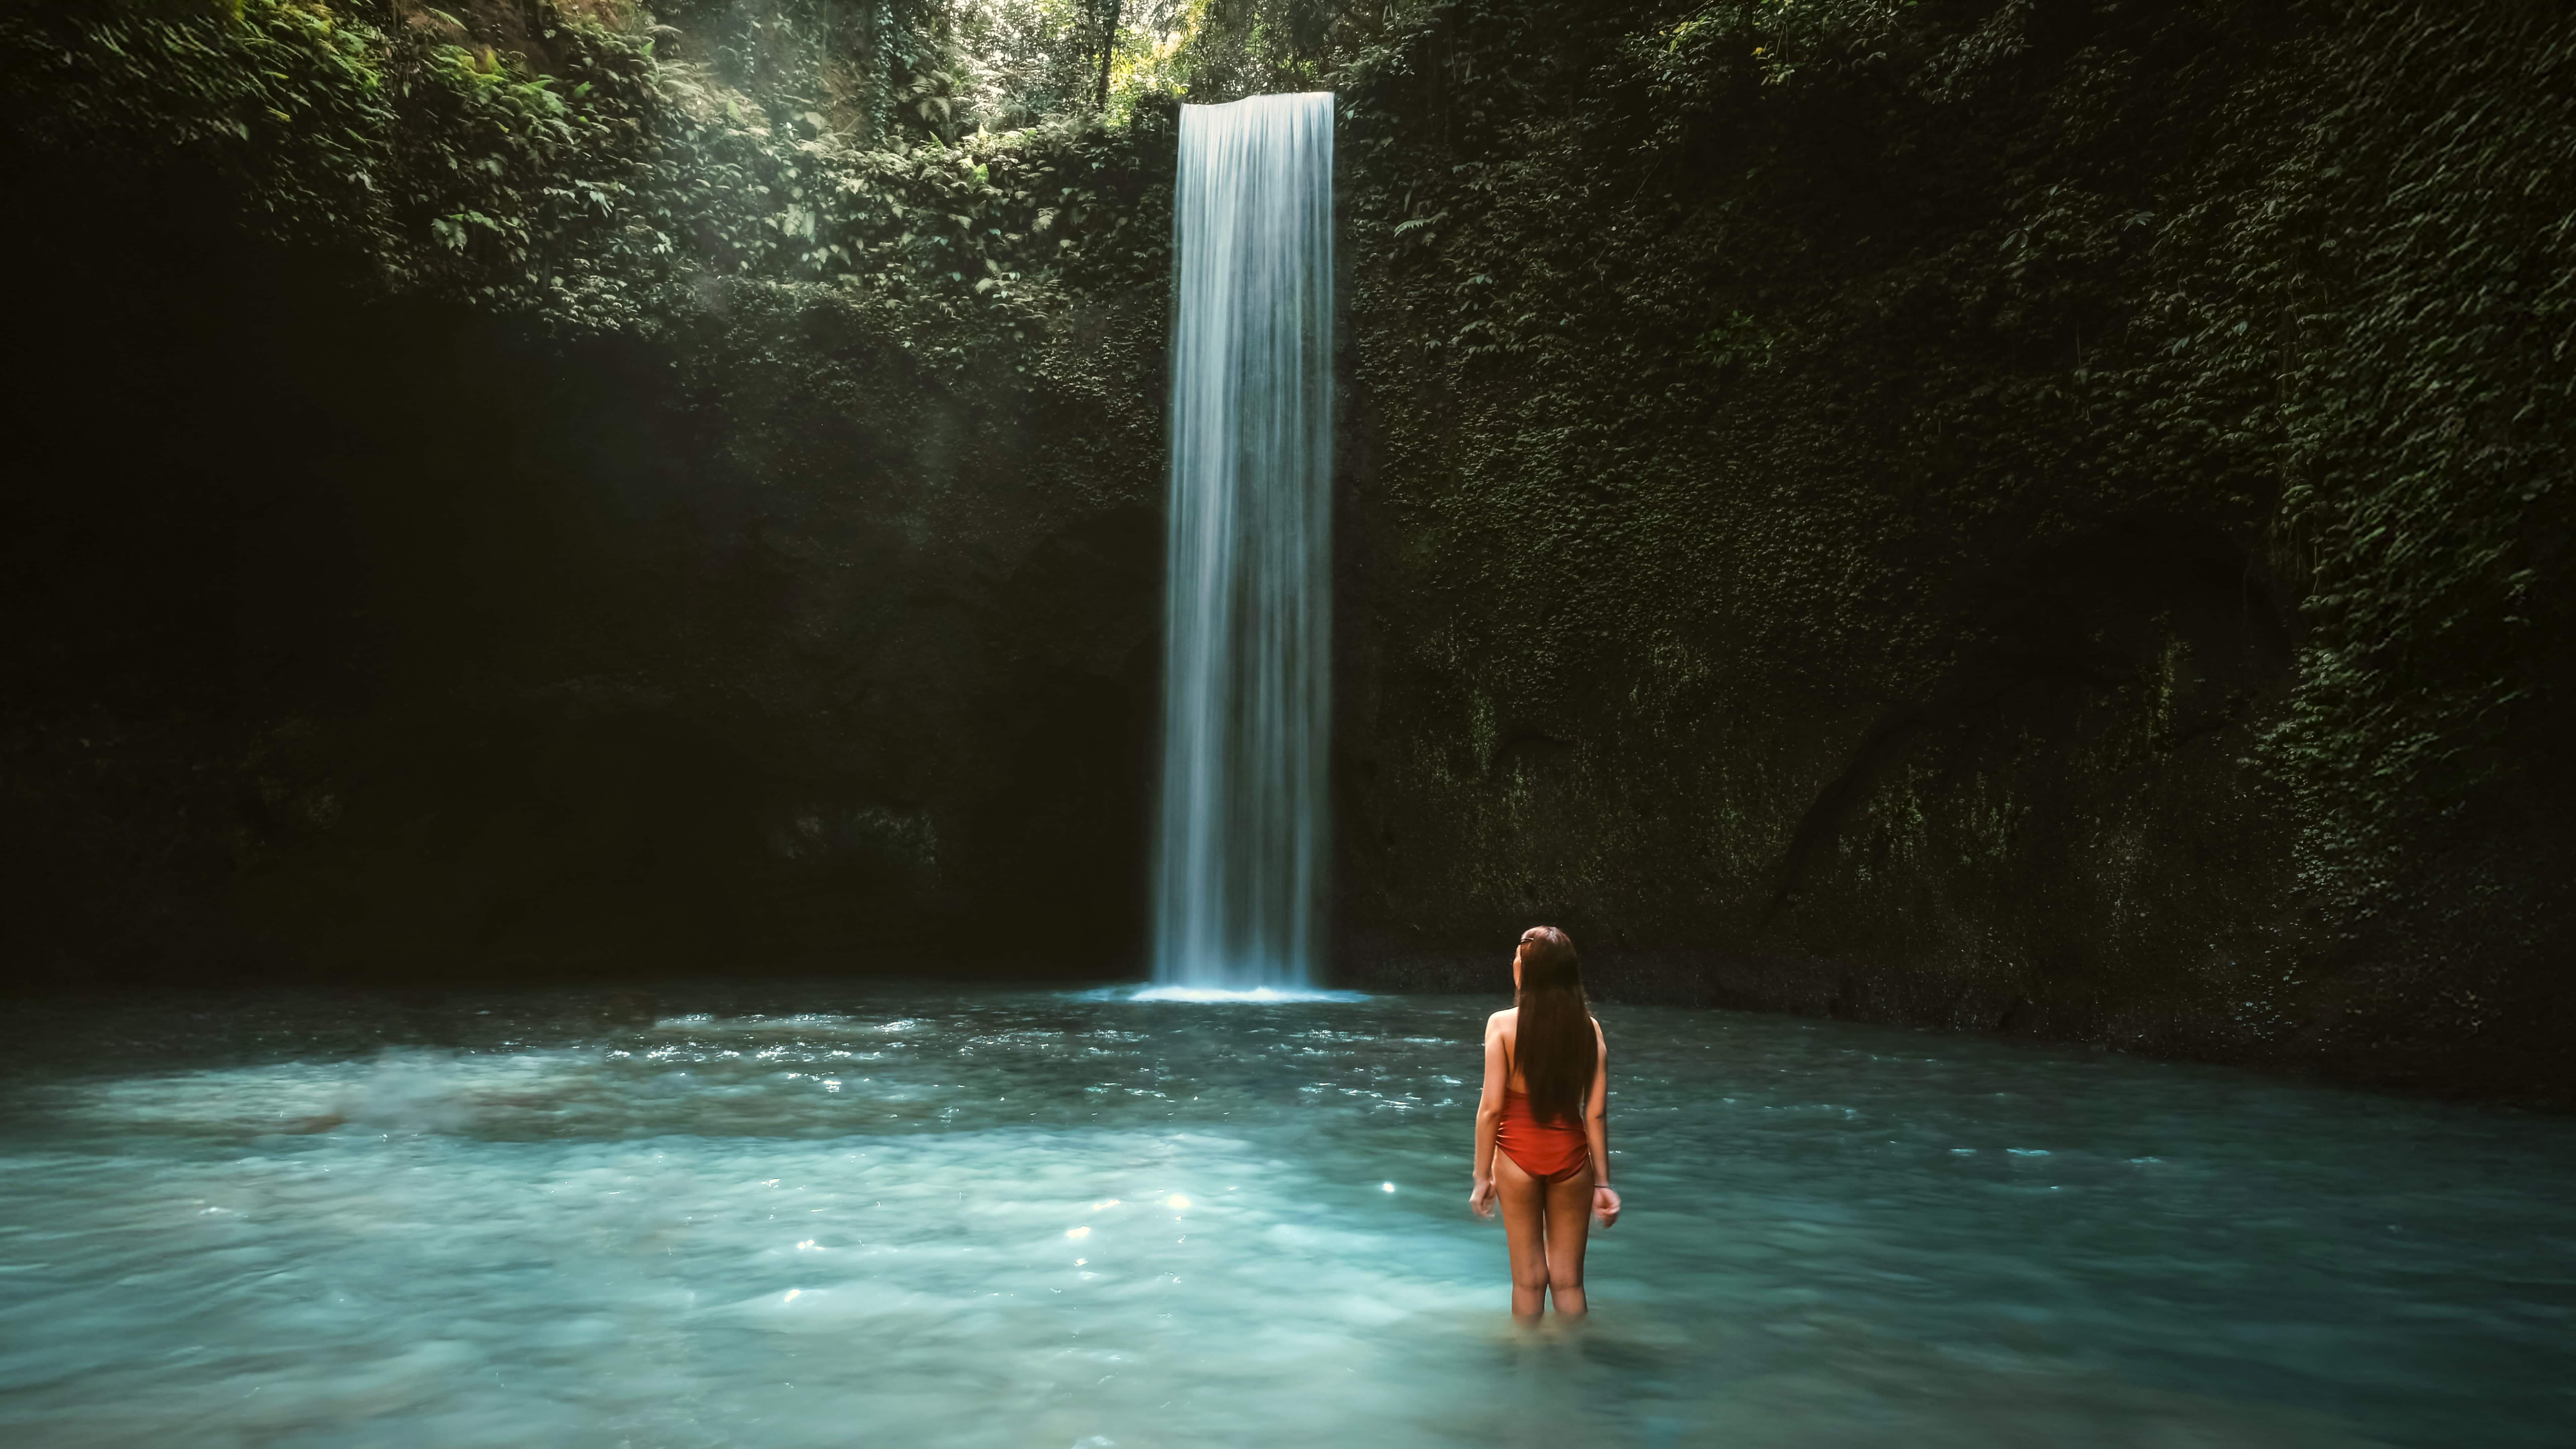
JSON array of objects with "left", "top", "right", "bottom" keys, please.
[
  {"left": 1, "top": 0, "right": 2567, "bottom": 1098},
  {"left": 1, "top": 0, "right": 1181, "bottom": 979},
  {"left": 1329, "top": 0, "right": 2574, "bottom": 1099}
]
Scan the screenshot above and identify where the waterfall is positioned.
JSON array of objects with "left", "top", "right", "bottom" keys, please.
[{"left": 1150, "top": 92, "right": 1335, "bottom": 993}]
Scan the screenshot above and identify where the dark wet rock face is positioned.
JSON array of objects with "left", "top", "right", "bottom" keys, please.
[
  {"left": 1328, "top": 0, "right": 2576, "bottom": 1103},
  {"left": 5, "top": 1, "right": 2572, "bottom": 1103},
  {"left": 0, "top": 179, "right": 1168, "bottom": 985}
]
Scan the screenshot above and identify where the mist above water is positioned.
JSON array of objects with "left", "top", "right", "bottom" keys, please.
[
  {"left": 2, "top": 987, "right": 2571, "bottom": 1447},
  {"left": 1152, "top": 92, "right": 1336, "bottom": 992}
]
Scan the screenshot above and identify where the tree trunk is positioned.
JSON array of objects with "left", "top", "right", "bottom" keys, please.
[{"left": 1096, "top": 0, "right": 1122, "bottom": 112}]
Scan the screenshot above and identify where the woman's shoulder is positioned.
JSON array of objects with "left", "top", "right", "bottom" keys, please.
[{"left": 1485, "top": 1007, "right": 1518, "bottom": 1033}]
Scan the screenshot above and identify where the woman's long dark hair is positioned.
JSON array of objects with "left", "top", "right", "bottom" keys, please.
[{"left": 1513, "top": 926, "right": 1596, "bottom": 1126}]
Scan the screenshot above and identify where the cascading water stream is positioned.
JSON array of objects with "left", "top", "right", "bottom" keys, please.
[{"left": 1150, "top": 93, "right": 1335, "bottom": 994}]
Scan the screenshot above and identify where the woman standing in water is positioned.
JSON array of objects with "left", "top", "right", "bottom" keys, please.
[{"left": 1470, "top": 926, "right": 1621, "bottom": 1320}]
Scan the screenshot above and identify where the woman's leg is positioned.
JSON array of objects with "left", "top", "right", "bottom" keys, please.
[
  {"left": 1540, "top": 1167, "right": 1595, "bottom": 1318},
  {"left": 1492, "top": 1149, "right": 1551, "bottom": 1320}
]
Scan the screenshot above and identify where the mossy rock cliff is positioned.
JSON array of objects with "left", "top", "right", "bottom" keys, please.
[
  {"left": 2, "top": 0, "right": 2569, "bottom": 1101},
  {"left": 1329, "top": 0, "right": 2575, "bottom": 1101}
]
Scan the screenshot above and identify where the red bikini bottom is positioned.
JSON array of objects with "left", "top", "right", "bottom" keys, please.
[{"left": 1496, "top": 1091, "right": 1591, "bottom": 1183}]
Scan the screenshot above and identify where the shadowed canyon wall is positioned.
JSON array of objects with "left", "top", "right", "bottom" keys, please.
[
  {"left": 3, "top": 0, "right": 2570, "bottom": 1099},
  {"left": 1328, "top": 0, "right": 2576, "bottom": 1100},
  {"left": 1, "top": 0, "right": 1176, "bottom": 981}
]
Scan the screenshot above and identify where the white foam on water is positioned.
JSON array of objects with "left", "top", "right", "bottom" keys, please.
[
  {"left": 650, "top": 1013, "right": 872, "bottom": 1033},
  {"left": 1123, "top": 984, "right": 1369, "bottom": 1004}
]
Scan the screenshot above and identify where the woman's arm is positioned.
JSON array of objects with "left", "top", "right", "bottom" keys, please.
[
  {"left": 1469, "top": 1014, "right": 1506, "bottom": 1218},
  {"left": 1586, "top": 1018, "right": 1621, "bottom": 1226}
]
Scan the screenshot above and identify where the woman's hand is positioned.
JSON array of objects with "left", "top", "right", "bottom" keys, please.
[
  {"left": 1468, "top": 1177, "right": 1496, "bottom": 1219},
  {"left": 1592, "top": 1183, "right": 1622, "bottom": 1227}
]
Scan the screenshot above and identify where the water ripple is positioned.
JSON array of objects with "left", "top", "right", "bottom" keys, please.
[{"left": 0, "top": 986, "right": 2568, "bottom": 1447}]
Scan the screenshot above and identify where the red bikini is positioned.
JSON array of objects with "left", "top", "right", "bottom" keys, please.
[{"left": 1496, "top": 1088, "right": 1593, "bottom": 1183}]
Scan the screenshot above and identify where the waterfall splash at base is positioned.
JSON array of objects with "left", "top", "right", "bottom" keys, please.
[{"left": 1152, "top": 93, "right": 1336, "bottom": 994}]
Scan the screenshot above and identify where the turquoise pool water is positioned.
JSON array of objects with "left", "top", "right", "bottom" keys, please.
[{"left": 1, "top": 987, "right": 2568, "bottom": 1447}]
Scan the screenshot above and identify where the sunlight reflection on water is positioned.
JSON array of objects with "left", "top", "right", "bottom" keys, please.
[{"left": 0, "top": 986, "right": 2570, "bottom": 1448}]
